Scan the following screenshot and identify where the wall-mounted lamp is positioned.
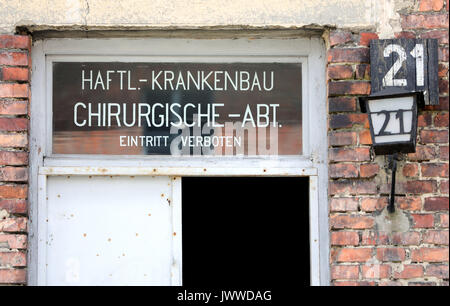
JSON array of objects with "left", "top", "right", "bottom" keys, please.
[{"left": 360, "top": 89, "right": 424, "bottom": 213}]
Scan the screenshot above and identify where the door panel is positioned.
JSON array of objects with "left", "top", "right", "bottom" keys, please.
[{"left": 44, "top": 175, "right": 176, "bottom": 285}]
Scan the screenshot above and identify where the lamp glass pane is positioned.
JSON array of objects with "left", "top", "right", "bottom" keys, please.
[
  {"left": 374, "top": 134, "right": 411, "bottom": 143},
  {"left": 368, "top": 96, "right": 413, "bottom": 112},
  {"left": 367, "top": 96, "right": 415, "bottom": 145},
  {"left": 403, "top": 110, "right": 413, "bottom": 133}
]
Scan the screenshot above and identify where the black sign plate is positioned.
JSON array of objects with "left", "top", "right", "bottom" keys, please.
[{"left": 370, "top": 38, "right": 439, "bottom": 105}]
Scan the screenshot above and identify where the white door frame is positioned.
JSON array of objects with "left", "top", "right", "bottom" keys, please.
[{"left": 29, "top": 37, "right": 329, "bottom": 285}]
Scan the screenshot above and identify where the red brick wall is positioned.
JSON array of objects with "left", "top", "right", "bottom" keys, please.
[
  {"left": 328, "top": 0, "right": 449, "bottom": 286},
  {"left": 0, "top": 34, "right": 30, "bottom": 285}
]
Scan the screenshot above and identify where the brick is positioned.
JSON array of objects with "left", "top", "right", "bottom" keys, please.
[
  {"left": 355, "top": 64, "right": 370, "bottom": 80},
  {"left": 328, "top": 48, "right": 369, "bottom": 63},
  {"left": 0, "top": 234, "right": 27, "bottom": 249},
  {"left": 391, "top": 232, "right": 421, "bottom": 245},
  {"left": 0, "top": 199, "right": 27, "bottom": 214},
  {"left": 0, "top": 35, "right": 29, "bottom": 49},
  {"left": 423, "top": 230, "right": 449, "bottom": 245},
  {"left": 330, "top": 215, "right": 374, "bottom": 229},
  {"left": 424, "top": 197, "right": 449, "bottom": 211},
  {"left": 434, "top": 113, "right": 449, "bottom": 127},
  {"left": 0, "top": 84, "right": 29, "bottom": 98},
  {"left": 438, "top": 63, "right": 448, "bottom": 77},
  {"left": 328, "top": 97, "right": 357, "bottom": 112},
  {"left": 359, "top": 130, "right": 372, "bottom": 145},
  {"left": 340, "top": 180, "right": 377, "bottom": 195},
  {"left": 360, "top": 163, "right": 379, "bottom": 178},
  {"left": 329, "top": 147, "right": 371, "bottom": 162},
  {"left": 336, "top": 248, "right": 372, "bottom": 262},
  {"left": 419, "top": 0, "right": 445, "bottom": 11},
  {"left": 361, "top": 264, "right": 391, "bottom": 279},
  {"left": 0, "top": 100, "right": 28, "bottom": 115},
  {"left": 407, "top": 146, "right": 437, "bottom": 161},
  {"left": 0, "top": 217, "right": 27, "bottom": 232},
  {"left": 330, "top": 164, "right": 358, "bottom": 178},
  {"left": 0, "top": 185, "right": 27, "bottom": 199},
  {"left": 329, "top": 131, "right": 357, "bottom": 146},
  {"left": 441, "top": 180, "right": 449, "bottom": 193},
  {"left": 420, "top": 29, "right": 449, "bottom": 44},
  {"left": 0, "top": 251, "right": 26, "bottom": 267},
  {"left": 439, "top": 97, "right": 449, "bottom": 109},
  {"left": 333, "top": 281, "right": 375, "bottom": 286},
  {"left": 331, "top": 231, "right": 359, "bottom": 245},
  {"left": 379, "top": 181, "right": 406, "bottom": 194},
  {"left": 362, "top": 264, "right": 390, "bottom": 279},
  {"left": 0, "top": 52, "right": 28, "bottom": 66},
  {"left": 439, "top": 146, "right": 449, "bottom": 160},
  {"left": 0, "top": 134, "right": 28, "bottom": 148},
  {"left": 359, "top": 32, "right": 379, "bottom": 46},
  {"left": 0, "top": 151, "right": 28, "bottom": 166},
  {"left": 330, "top": 198, "right": 359, "bottom": 212},
  {"left": 329, "top": 113, "right": 368, "bottom": 129},
  {"left": 439, "top": 79, "right": 449, "bottom": 93},
  {"left": 420, "top": 130, "right": 448, "bottom": 144},
  {"left": 422, "top": 163, "right": 449, "bottom": 178},
  {"left": 0, "top": 167, "right": 28, "bottom": 182},
  {"left": 361, "top": 231, "right": 389, "bottom": 246},
  {"left": 418, "top": 113, "right": 432, "bottom": 127},
  {"left": 0, "top": 67, "right": 28, "bottom": 81},
  {"left": 440, "top": 214, "right": 449, "bottom": 227},
  {"left": 376, "top": 248, "right": 406, "bottom": 262},
  {"left": 361, "top": 197, "right": 387, "bottom": 212},
  {"left": 439, "top": 47, "right": 449, "bottom": 61},
  {"left": 329, "top": 31, "right": 353, "bottom": 47},
  {"left": 411, "top": 247, "right": 449, "bottom": 262},
  {"left": 329, "top": 180, "right": 377, "bottom": 195},
  {"left": 329, "top": 81, "right": 370, "bottom": 95},
  {"left": 328, "top": 65, "right": 353, "bottom": 79},
  {"left": 0, "top": 118, "right": 28, "bottom": 132},
  {"left": 395, "top": 31, "right": 416, "bottom": 39},
  {"left": 397, "top": 197, "right": 422, "bottom": 211},
  {"left": 412, "top": 214, "right": 435, "bottom": 228},
  {"left": 425, "top": 265, "right": 449, "bottom": 278},
  {"left": 0, "top": 269, "right": 26, "bottom": 284},
  {"left": 331, "top": 265, "right": 359, "bottom": 280},
  {"left": 404, "top": 180, "right": 437, "bottom": 194},
  {"left": 394, "top": 265, "right": 424, "bottom": 279},
  {"left": 401, "top": 13, "right": 449, "bottom": 29},
  {"left": 402, "top": 163, "right": 419, "bottom": 177}
]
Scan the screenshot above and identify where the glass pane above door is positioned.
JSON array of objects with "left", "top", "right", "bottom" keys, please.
[{"left": 53, "top": 62, "right": 302, "bottom": 156}]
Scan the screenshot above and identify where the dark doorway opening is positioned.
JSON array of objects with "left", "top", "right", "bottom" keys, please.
[{"left": 182, "top": 177, "right": 310, "bottom": 287}]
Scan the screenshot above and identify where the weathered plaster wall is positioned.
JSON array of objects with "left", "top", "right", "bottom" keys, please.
[{"left": 1, "top": 0, "right": 413, "bottom": 37}]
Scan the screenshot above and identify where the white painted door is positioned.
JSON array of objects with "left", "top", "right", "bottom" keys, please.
[{"left": 41, "top": 175, "right": 181, "bottom": 286}]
